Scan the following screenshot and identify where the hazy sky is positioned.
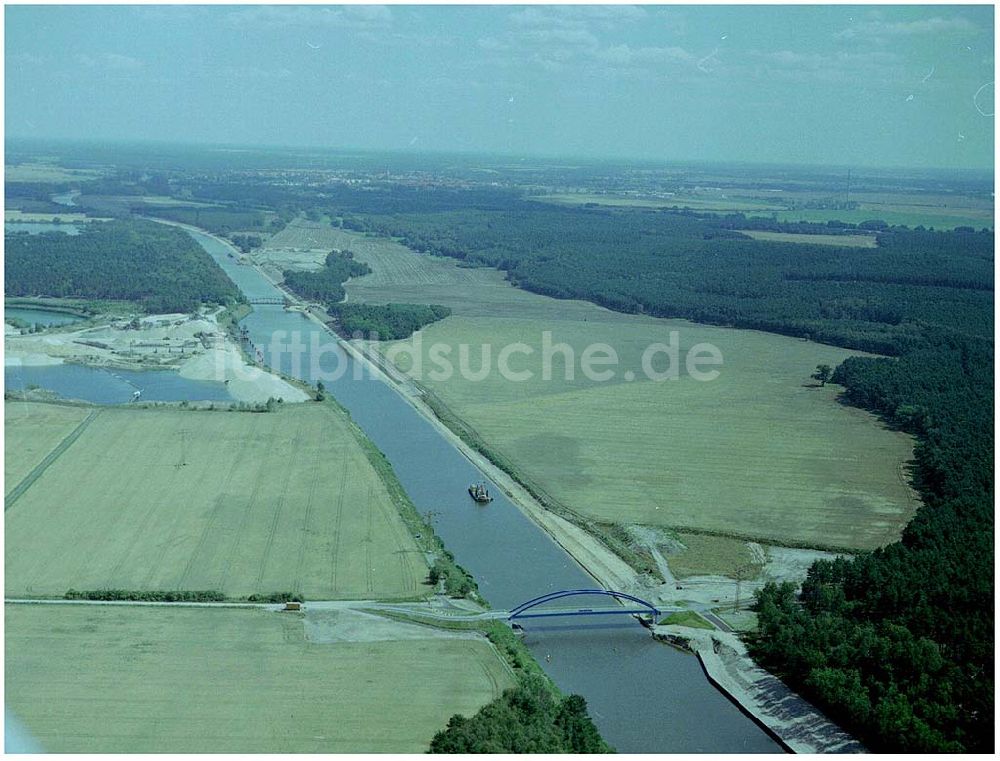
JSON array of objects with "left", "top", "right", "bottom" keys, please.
[{"left": 5, "top": 4, "right": 995, "bottom": 169}]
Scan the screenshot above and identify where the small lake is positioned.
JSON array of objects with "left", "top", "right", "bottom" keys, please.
[
  {"left": 5, "top": 363, "right": 233, "bottom": 405},
  {"left": 5, "top": 307, "right": 86, "bottom": 328},
  {"left": 5, "top": 222, "right": 81, "bottom": 235}
]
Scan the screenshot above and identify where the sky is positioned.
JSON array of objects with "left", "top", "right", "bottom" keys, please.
[{"left": 4, "top": 4, "right": 995, "bottom": 169}]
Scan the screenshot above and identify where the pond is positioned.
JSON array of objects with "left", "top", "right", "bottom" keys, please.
[
  {"left": 5, "top": 307, "right": 86, "bottom": 328},
  {"left": 4, "top": 362, "right": 234, "bottom": 405}
]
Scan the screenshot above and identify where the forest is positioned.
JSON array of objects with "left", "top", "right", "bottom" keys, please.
[
  {"left": 332, "top": 201, "right": 993, "bottom": 752},
  {"left": 328, "top": 303, "right": 451, "bottom": 340},
  {"left": 281, "top": 250, "right": 370, "bottom": 305},
  {"left": 4, "top": 219, "right": 239, "bottom": 313},
  {"left": 134, "top": 204, "right": 285, "bottom": 236}
]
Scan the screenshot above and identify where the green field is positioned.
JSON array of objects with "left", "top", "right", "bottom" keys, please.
[
  {"left": 4, "top": 403, "right": 91, "bottom": 496},
  {"left": 5, "top": 604, "right": 512, "bottom": 752},
  {"left": 265, "top": 217, "right": 349, "bottom": 251},
  {"left": 666, "top": 532, "right": 764, "bottom": 580},
  {"left": 384, "top": 315, "right": 916, "bottom": 551},
  {"left": 531, "top": 192, "right": 785, "bottom": 212},
  {"left": 336, "top": 225, "right": 919, "bottom": 552},
  {"left": 530, "top": 190, "right": 993, "bottom": 230},
  {"left": 343, "top": 229, "right": 608, "bottom": 320},
  {"left": 5, "top": 402, "right": 427, "bottom": 599},
  {"left": 738, "top": 230, "right": 878, "bottom": 248},
  {"left": 771, "top": 206, "right": 992, "bottom": 230},
  {"left": 5, "top": 162, "right": 103, "bottom": 183}
]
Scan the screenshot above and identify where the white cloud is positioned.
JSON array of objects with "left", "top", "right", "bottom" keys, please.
[
  {"left": 227, "top": 5, "right": 391, "bottom": 31},
  {"left": 218, "top": 65, "right": 293, "bottom": 82},
  {"left": 595, "top": 45, "right": 693, "bottom": 67},
  {"left": 835, "top": 15, "right": 980, "bottom": 41},
  {"left": 75, "top": 52, "right": 144, "bottom": 70}
]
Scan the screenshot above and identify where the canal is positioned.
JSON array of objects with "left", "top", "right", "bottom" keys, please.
[{"left": 187, "top": 227, "right": 781, "bottom": 753}]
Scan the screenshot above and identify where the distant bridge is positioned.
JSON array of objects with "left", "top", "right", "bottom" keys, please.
[
  {"left": 246, "top": 297, "right": 287, "bottom": 306},
  {"left": 508, "top": 589, "right": 660, "bottom": 622}
]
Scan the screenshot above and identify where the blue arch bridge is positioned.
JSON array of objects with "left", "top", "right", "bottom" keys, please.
[{"left": 506, "top": 589, "right": 660, "bottom": 624}]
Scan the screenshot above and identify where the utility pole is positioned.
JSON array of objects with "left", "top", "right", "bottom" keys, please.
[
  {"left": 176, "top": 429, "right": 188, "bottom": 468},
  {"left": 732, "top": 561, "right": 756, "bottom": 613}
]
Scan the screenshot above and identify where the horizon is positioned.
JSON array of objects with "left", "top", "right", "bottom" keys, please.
[
  {"left": 6, "top": 134, "right": 995, "bottom": 178},
  {"left": 5, "top": 4, "right": 995, "bottom": 172}
]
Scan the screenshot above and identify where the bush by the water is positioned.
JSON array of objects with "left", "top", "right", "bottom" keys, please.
[
  {"left": 428, "top": 553, "right": 477, "bottom": 598},
  {"left": 429, "top": 674, "right": 612, "bottom": 753}
]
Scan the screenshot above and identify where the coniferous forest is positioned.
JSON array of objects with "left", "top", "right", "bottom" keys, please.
[{"left": 5, "top": 219, "right": 239, "bottom": 313}]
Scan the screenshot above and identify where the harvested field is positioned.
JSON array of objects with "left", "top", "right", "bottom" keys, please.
[
  {"left": 383, "top": 315, "right": 918, "bottom": 551},
  {"left": 5, "top": 604, "right": 512, "bottom": 753},
  {"left": 337, "top": 224, "right": 917, "bottom": 553},
  {"left": 5, "top": 402, "right": 427, "bottom": 599}
]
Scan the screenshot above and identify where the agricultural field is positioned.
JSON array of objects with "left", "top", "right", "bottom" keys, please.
[
  {"left": 4, "top": 402, "right": 427, "bottom": 599},
  {"left": 531, "top": 190, "right": 993, "bottom": 230},
  {"left": 771, "top": 206, "right": 992, "bottom": 230},
  {"left": 5, "top": 604, "right": 512, "bottom": 753},
  {"left": 737, "top": 230, "right": 878, "bottom": 248},
  {"left": 382, "top": 313, "right": 917, "bottom": 552},
  {"left": 531, "top": 192, "right": 786, "bottom": 212},
  {"left": 4, "top": 162, "right": 103, "bottom": 183},
  {"left": 337, "top": 223, "right": 919, "bottom": 551},
  {"left": 256, "top": 217, "right": 355, "bottom": 273},
  {"left": 342, "top": 227, "right": 603, "bottom": 320},
  {"left": 4, "top": 210, "right": 95, "bottom": 223},
  {"left": 4, "top": 402, "right": 92, "bottom": 496}
]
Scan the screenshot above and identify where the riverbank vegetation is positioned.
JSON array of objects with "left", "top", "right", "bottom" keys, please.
[
  {"left": 430, "top": 674, "right": 611, "bottom": 753},
  {"left": 5, "top": 219, "right": 239, "bottom": 312}
]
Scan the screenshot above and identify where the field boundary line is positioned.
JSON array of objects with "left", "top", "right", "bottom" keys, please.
[{"left": 5, "top": 409, "right": 101, "bottom": 511}]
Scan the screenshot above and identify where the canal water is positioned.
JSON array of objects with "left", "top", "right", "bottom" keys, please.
[{"left": 187, "top": 227, "right": 781, "bottom": 753}]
